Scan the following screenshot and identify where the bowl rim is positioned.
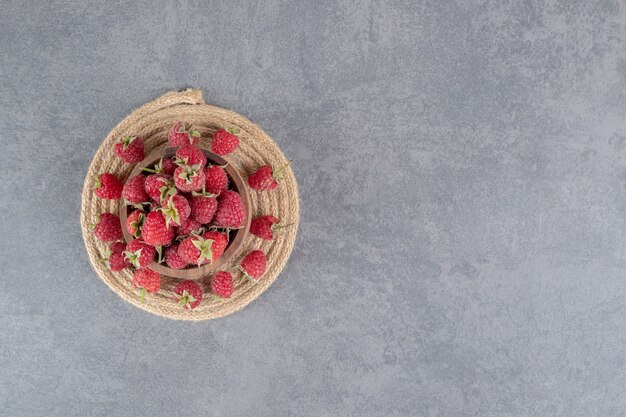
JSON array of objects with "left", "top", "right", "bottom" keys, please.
[{"left": 119, "top": 146, "right": 251, "bottom": 280}]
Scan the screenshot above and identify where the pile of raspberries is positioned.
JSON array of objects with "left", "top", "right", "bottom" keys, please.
[{"left": 90, "top": 121, "right": 291, "bottom": 309}]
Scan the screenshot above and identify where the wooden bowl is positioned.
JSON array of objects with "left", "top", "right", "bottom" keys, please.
[{"left": 119, "top": 147, "right": 251, "bottom": 280}]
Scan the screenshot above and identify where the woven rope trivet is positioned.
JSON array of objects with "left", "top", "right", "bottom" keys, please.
[{"left": 80, "top": 89, "right": 299, "bottom": 320}]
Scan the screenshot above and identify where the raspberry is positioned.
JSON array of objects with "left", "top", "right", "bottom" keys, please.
[
  {"left": 94, "top": 173, "right": 122, "bottom": 200},
  {"left": 210, "top": 271, "right": 233, "bottom": 298}
]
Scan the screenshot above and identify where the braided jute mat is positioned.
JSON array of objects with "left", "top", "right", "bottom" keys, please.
[{"left": 80, "top": 89, "right": 299, "bottom": 320}]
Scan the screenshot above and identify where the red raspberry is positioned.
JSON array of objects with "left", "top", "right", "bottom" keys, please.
[
  {"left": 210, "top": 271, "right": 233, "bottom": 298},
  {"left": 249, "top": 215, "right": 292, "bottom": 240},
  {"left": 213, "top": 190, "right": 245, "bottom": 229},
  {"left": 190, "top": 194, "right": 217, "bottom": 224},
  {"left": 168, "top": 121, "right": 200, "bottom": 147},
  {"left": 94, "top": 173, "right": 123, "bottom": 200},
  {"left": 248, "top": 162, "right": 291, "bottom": 191},
  {"left": 178, "top": 231, "right": 227, "bottom": 266},
  {"left": 109, "top": 242, "right": 126, "bottom": 254},
  {"left": 177, "top": 235, "right": 210, "bottom": 266},
  {"left": 92, "top": 213, "right": 123, "bottom": 242},
  {"left": 204, "top": 165, "right": 229, "bottom": 195},
  {"left": 174, "top": 165, "right": 205, "bottom": 192},
  {"left": 176, "top": 217, "right": 203, "bottom": 236},
  {"left": 211, "top": 128, "right": 240, "bottom": 156},
  {"left": 203, "top": 231, "right": 228, "bottom": 261},
  {"left": 144, "top": 174, "right": 175, "bottom": 203},
  {"left": 146, "top": 157, "right": 177, "bottom": 176},
  {"left": 109, "top": 252, "right": 128, "bottom": 272},
  {"left": 175, "top": 144, "right": 207, "bottom": 168},
  {"left": 142, "top": 211, "right": 175, "bottom": 246},
  {"left": 122, "top": 174, "right": 149, "bottom": 204},
  {"left": 114, "top": 135, "right": 144, "bottom": 163},
  {"left": 132, "top": 268, "right": 161, "bottom": 300},
  {"left": 124, "top": 239, "right": 157, "bottom": 268},
  {"left": 164, "top": 244, "right": 188, "bottom": 270},
  {"left": 161, "top": 158, "right": 177, "bottom": 176},
  {"left": 161, "top": 195, "right": 191, "bottom": 227},
  {"left": 103, "top": 242, "right": 129, "bottom": 272},
  {"left": 173, "top": 280, "right": 203, "bottom": 309},
  {"left": 240, "top": 250, "right": 267, "bottom": 281}
]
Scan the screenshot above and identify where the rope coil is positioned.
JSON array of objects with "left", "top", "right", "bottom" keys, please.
[{"left": 80, "top": 89, "right": 299, "bottom": 320}]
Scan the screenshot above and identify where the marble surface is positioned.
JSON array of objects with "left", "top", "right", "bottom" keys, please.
[{"left": 0, "top": 1, "right": 625, "bottom": 416}]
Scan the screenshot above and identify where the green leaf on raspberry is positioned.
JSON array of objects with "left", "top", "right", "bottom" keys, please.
[
  {"left": 177, "top": 290, "right": 197, "bottom": 308},
  {"left": 273, "top": 160, "right": 293, "bottom": 180},
  {"left": 160, "top": 198, "right": 180, "bottom": 228},
  {"left": 121, "top": 135, "right": 138, "bottom": 149},
  {"left": 192, "top": 236, "right": 214, "bottom": 265},
  {"left": 152, "top": 158, "right": 166, "bottom": 174},
  {"left": 139, "top": 287, "right": 147, "bottom": 303},
  {"left": 238, "top": 266, "right": 259, "bottom": 284},
  {"left": 156, "top": 245, "right": 164, "bottom": 263},
  {"left": 177, "top": 123, "right": 188, "bottom": 134},
  {"left": 100, "top": 247, "right": 112, "bottom": 262},
  {"left": 178, "top": 166, "right": 198, "bottom": 184},
  {"left": 159, "top": 183, "right": 176, "bottom": 203},
  {"left": 173, "top": 157, "right": 187, "bottom": 167},
  {"left": 191, "top": 185, "right": 217, "bottom": 198},
  {"left": 124, "top": 248, "right": 143, "bottom": 269}
]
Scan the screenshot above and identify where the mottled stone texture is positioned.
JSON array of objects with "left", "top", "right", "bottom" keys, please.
[{"left": 0, "top": 1, "right": 625, "bottom": 416}]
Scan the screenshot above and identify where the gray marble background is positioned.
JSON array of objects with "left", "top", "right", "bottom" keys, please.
[{"left": 1, "top": 1, "right": 625, "bottom": 416}]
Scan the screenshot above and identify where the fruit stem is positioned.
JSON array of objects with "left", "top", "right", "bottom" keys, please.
[
  {"left": 239, "top": 273, "right": 258, "bottom": 285},
  {"left": 273, "top": 160, "right": 293, "bottom": 178}
]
